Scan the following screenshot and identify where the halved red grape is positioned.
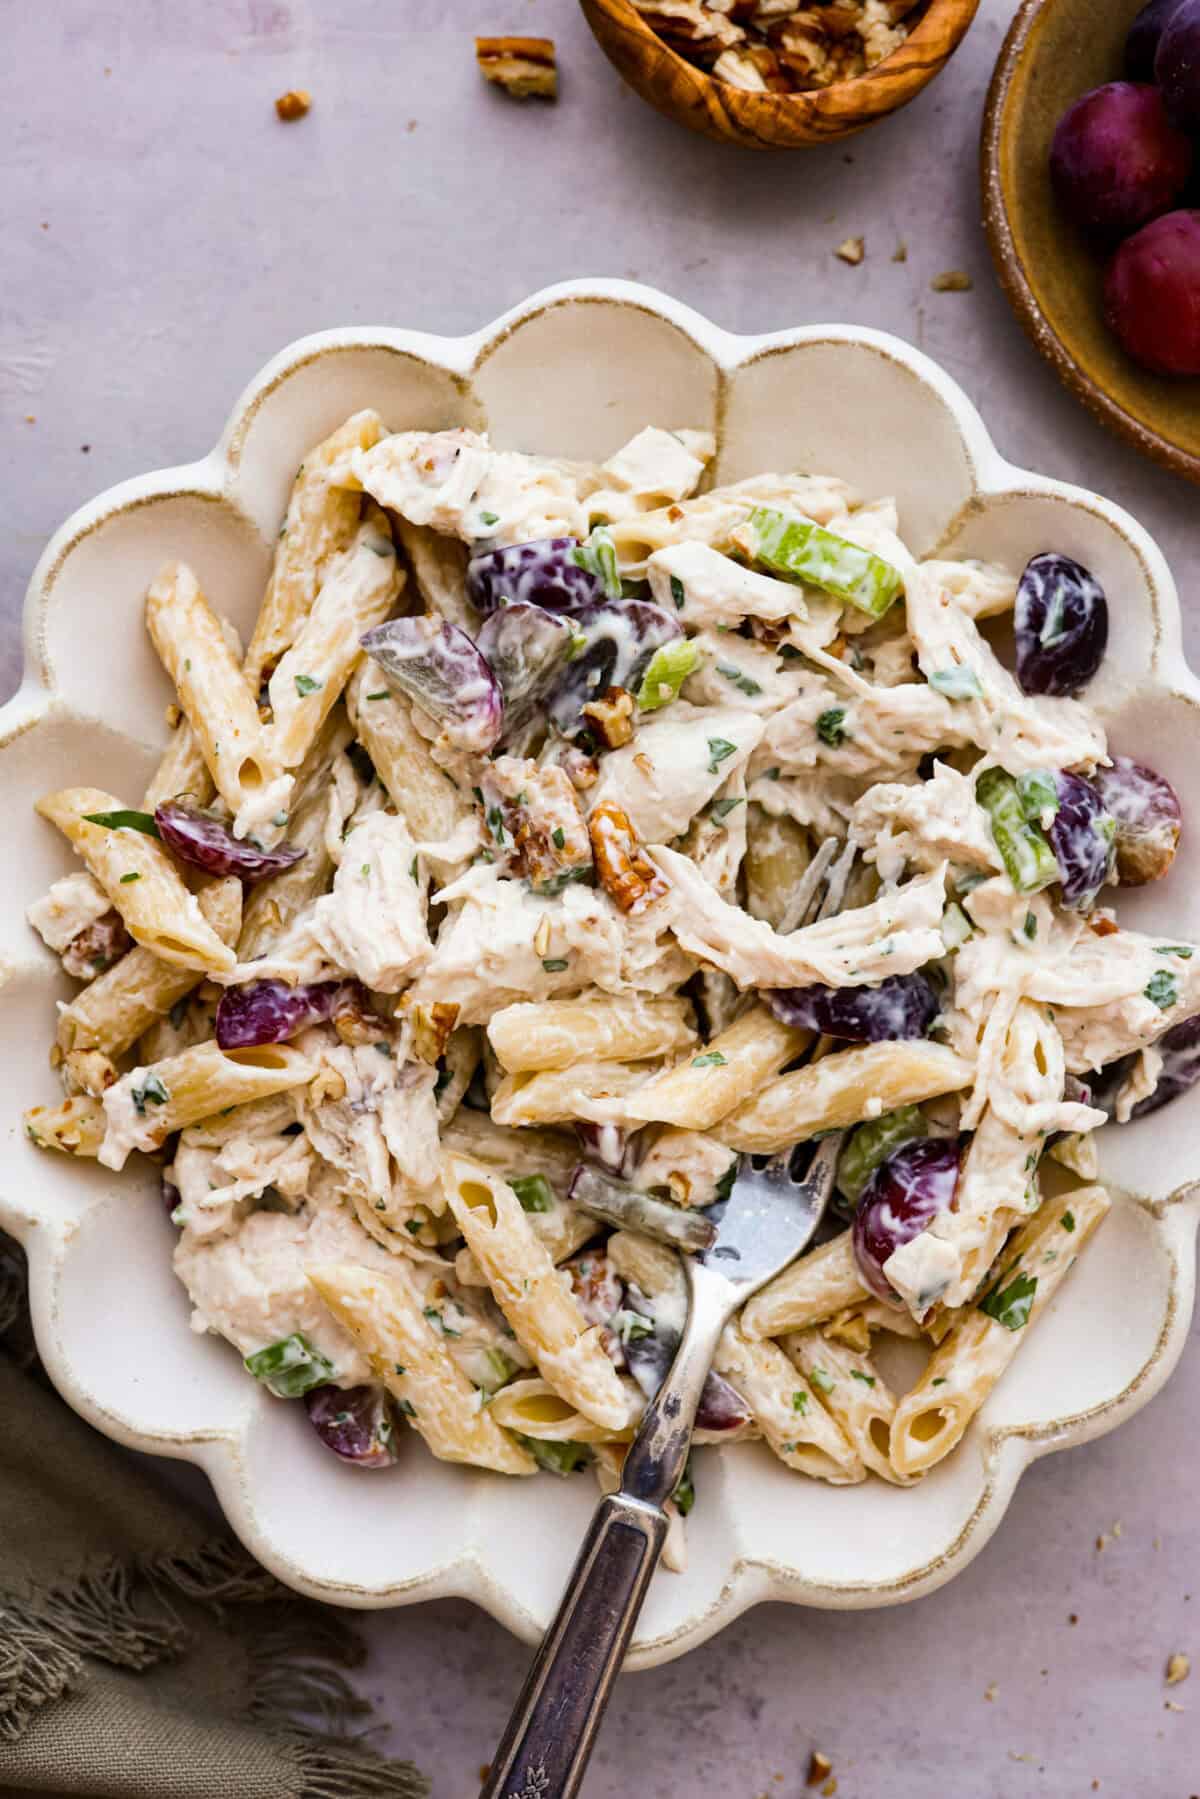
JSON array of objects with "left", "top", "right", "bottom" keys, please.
[
  {"left": 763, "top": 973, "right": 939, "bottom": 1043},
  {"left": 1014, "top": 553, "right": 1108, "bottom": 696},
  {"left": 1050, "top": 83, "right": 1192, "bottom": 240},
  {"left": 1132, "top": 1010, "right": 1200, "bottom": 1116},
  {"left": 1090, "top": 756, "right": 1182, "bottom": 884},
  {"left": 852, "top": 1137, "right": 962, "bottom": 1304},
  {"left": 466, "top": 537, "right": 606, "bottom": 616},
  {"left": 304, "top": 1384, "right": 399, "bottom": 1467},
  {"left": 1046, "top": 772, "right": 1115, "bottom": 907},
  {"left": 1104, "top": 210, "right": 1200, "bottom": 377},
  {"left": 1128, "top": 0, "right": 1185, "bottom": 79},
  {"left": 155, "top": 801, "right": 305, "bottom": 884},
  {"left": 361, "top": 616, "right": 503, "bottom": 752},
  {"left": 1157, "top": 0, "right": 1200, "bottom": 129},
  {"left": 475, "top": 601, "right": 574, "bottom": 734},
  {"left": 215, "top": 978, "right": 361, "bottom": 1049},
  {"left": 546, "top": 600, "right": 681, "bottom": 733}
]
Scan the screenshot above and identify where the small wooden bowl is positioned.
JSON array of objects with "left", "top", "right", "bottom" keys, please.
[
  {"left": 982, "top": 0, "right": 1200, "bottom": 487},
  {"left": 579, "top": 0, "right": 982, "bottom": 148}
]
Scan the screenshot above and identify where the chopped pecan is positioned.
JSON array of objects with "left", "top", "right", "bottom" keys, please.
[
  {"left": 64, "top": 1048, "right": 119, "bottom": 1098},
  {"left": 331, "top": 983, "right": 388, "bottom": 1046},
  {"left": 633, "top": 2, "right": 745, "bottom": 60},
  {"left": 561, "top": 745, "right": 599, "bottom": 791},
  {"left": 835, "top": 236, "right": 865, "bottom": 265},
  {"left": 403, "top": 999, "right": 461, "bottom": 1065},
  {"left": 475, "top": 35, "right": 557, "bottom": 99},
  {"left": 62, "top": 911, "right": 132, "bottom": 980},
  {"left": 1087, "top": 913, "right": 1119, "bottom": 938},
  {"left": 581, "top": 685, "right": 635, "bottom": 751},
  {"left": 806, "top": 1752, "right": 833, "bottom": 1788},
  {"left": 274, "top": 89, "right": 312, "bottom": 121},
  {"left": 589, "top": 801, "right": 669, "bottom": 915},
  {"left": 1166, "top": 1651, "right": 1191, "bottom": 1686}
]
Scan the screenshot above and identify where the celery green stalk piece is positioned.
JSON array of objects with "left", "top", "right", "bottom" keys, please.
[
  {"left": 636, "top": 637, "right": 702, "bottom": 711},
  {"left": 836, "top": 1106, "right": 930, "bottom": 1208},
  {"left": 742, "top": 506, "right": 904, "bottom": 619},
  {"left": 977, "top": 768, "right": 1060, "bottom": 893}
]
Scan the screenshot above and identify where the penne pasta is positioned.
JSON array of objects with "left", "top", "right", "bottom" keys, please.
[
  {"left": 347, "top": 662, "right": 473, "bottom": 846},
  {"left": 36, "top": 786, "right": 235, "bottom": 975},
  {"left": 889, "top": 1184, "right": 1111, "bottom": 1479},
  {"left": 714, "top": 1323, "right": 865, "bottom": 1484},
  {"left": 490, "top": 1059, "right": 654, "bottom": 1130},
  {"left": 145, "top": 562, "right": 290, "bottom": 838},
  {"left": 57, "top": 877, "right": 241, "bottom": 1058},
  {"left": 266, "top": 504, "right": 401, "bottom": 771},
  {"left": 741, "top": 1231, "right": 868, "bottom": 1341},
  {"left": 391, "top": 516, "right": 477, "bottom": 634},
  {"left": 244, "top": 408, "right": 386, "bottom": 691},
  {"left": 487, "top": 993, "right": 697, "bottom": 1074},
  {"left": 622, "top": 1005, "right": 808, "bottom": 1132},
  {"left": 142, "top": 717, "right": 215, "bottom": 812},
  {"left": 721, "top": 1041, "right": 975, "bottom": 1154},
  {"left": 487, "top": 1376, "right": 639, "bottom": 1445},
  {"left": 783, "top": 1328, "right": 914, "bottom": 1485},
  {"left": 308, "top": 1261, "right": 535, "bottom": 1475},
  {"left": 98, "top": 1041, "right": 316, "bottom": 1169},
  {"left": 441, "top": 1154, "right": 631, "bottom": 1432}
]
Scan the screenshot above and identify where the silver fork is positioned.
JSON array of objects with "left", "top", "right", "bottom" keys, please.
[{"left": 481, "top": 849, "right": 851, "bottom": 1799}]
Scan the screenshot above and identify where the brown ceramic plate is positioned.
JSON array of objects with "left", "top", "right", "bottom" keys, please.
[{"left": 982, "top": 0, "right": 1200, "bottom": 486}]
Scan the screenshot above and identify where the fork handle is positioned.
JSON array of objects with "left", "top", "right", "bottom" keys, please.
[
  {"left": 479, "top": 1490, "right": 666, "bottom": 1799},
  {"left": 480, "top": 1273, "right": 731, "bottom": 1799}
]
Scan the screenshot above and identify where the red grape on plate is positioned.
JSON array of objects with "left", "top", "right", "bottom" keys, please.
[
  {"left": 1050, "top": 83, "right": 1192, "bottom": 241},
  {"left": 1157, "top": 0, "right": 1200, "bottom": 131},
  {"left": 1104, "top": 210, "right": 1200, "bottom": 376}
]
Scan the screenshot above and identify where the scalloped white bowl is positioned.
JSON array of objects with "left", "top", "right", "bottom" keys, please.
[{"left": 3, "top": 281, "right": 1198, "bottom": 1667}]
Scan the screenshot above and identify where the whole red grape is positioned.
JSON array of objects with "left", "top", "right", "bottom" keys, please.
[
  {"left": 1104, "top": 209, "right": 1200, "bottom": 375},
  {"left": 1050, "top": 83, "right": 1193, "bottom": 240},
  {"left": 1127, "top": 0, "right": 1184, "bottom": 81},
  {"left": 1157, "top": 0, "right": 1200, "bottom": 131}
]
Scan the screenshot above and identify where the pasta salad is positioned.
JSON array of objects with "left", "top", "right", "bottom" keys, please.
[{"left": 25, "top": 412, "right": 1195, "bottom": 1549}]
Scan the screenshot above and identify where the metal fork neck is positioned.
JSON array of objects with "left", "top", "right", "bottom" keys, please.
[{"left": 620, "top": 1260, "right": 733, "bottom": 1509}]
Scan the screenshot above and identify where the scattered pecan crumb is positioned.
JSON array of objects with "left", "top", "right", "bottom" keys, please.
[
  {"left": 892, "top": 241, "right": 908, "bottom": 262},
  {"left": 407, "top": 119, "right": 418, "bottom": 131},
  {"left": 1088, "top": 914, "right": 1119, "bottom": 937},
  {"left": 835, "top": 236, "right": 865, "bottom": 265},
  {"left": 806, "top": 1751, "right": 832, "bottom": 1787},
  {"left": 80, "top": 443, "right": 90, "bottom": 452},
  {"left": 475, "top": 35, "right": 557, "bottom": 99},
  {"left": 822, "top": 1782, "right": 837, "bottom": 1798},
  {"left": 533, "top": 914, "right": 552, "bottom": 958},
  {"left": 1095, "top": 1533, "right": 1107, "bottom": 1552},
  {"left": 1165, "top": 1699, "right": 1186, "bottom": 1712},
  {"left": 931, "top": 269, "right": 973, "bottom": 292},
  {"left": 1069, "top": 1612, "right": 1079, "bottom": 1625},
  {"left": 1167, "top": 1651, "right": 1191, "bottom": 1685},
  {"left": 1112, "top": 1520, "right": 1123, "bottom": 1538},
  {"left": 275, "top": 89, "right": 312, "bottom": 121},
  {"left": 581, "top": 684, "right": 635, "bottom": 750},
  {"left": 24, "top": 414, "right": 35, "bottom": 424},
  {"left": 401, "top": 999, "right": 461, "bottom": 1064},
  {"left": 984, "top": 1682, "right": 998, "bottom": 1701}
]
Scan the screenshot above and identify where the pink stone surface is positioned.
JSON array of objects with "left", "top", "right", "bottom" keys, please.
[{"left": 2, "top": 3, "right": 1196, "bottom": 1792}]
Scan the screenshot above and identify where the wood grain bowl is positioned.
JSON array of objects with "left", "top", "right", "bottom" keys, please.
[
  {"left": 579, "top": 0, "right": 982, "bottom": 148},
  {"left": 982, "top": 0, "right": 1200, "bottom": 487}
]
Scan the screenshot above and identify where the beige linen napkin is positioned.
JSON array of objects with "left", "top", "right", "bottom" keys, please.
[{"left": 0, "top": 1237, "right": 427, "bottom": 1799}]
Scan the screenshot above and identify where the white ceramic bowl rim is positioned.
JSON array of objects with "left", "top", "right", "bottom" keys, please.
[{"left": 3, "top": 280, "right": 1198, "bottom": 1667}]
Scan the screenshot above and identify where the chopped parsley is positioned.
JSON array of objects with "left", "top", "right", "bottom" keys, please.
[
  {"left": 692, "top": 1051, "right": 728, "bottom": 1068},
  {"left": 478, "top": 510, "right": 499, "bottom": 527},
  {"left": 716, "top": 661, "right": 763, "bottom": 698},
  {"left": 131, "top": 1073, "right": 169, "bottom": 1116},
  {"left": 809, "top": 1367, "right": 835, "bottom": 1394},
  {"left": 850, "top": 1371, "right": 876, "bottom": 1387},
  {"left": 375, "top": 1040, "right": 392, "bottom": 1058},
  {"left": 518, "top": 1437, "right": 590, "bottom": 1476},
  {"left": 714, "top": 1161, "right": 738, "bottom": 1203},
  {"left": 791, "top": 1390, "right": 808, "bottom": 1413},
  {"left": 119, "top": 871, "right": 141, "bottom": 884},
  {"left": 979, "top": 1268, "right": 1037, "bottom": 1332},
  {"left": 1144, "top": 971, "right": 1179, "bottom": 1011},
  {"left": 423, "top": 1305, "right": 460, "bottom": 1338},
  {"left": 673, "top": 1457, "right": 696, "bottom": 1516},
  {"left": 706, "top": 737, "right": 737, "bottom": 775},
  {"left": 366, "top": 689, "right": 390, "bottom": 702},
  {"left": 394, "top": 1364, "right": 406, "bottom": 1376},
  {"left": 931, "top": 1377, "right": 947, "bottom": 1387},
  {"left": 765, "top": 766, "right": 781, "bottom": 781},
  {"left": 396, "top": 1398, "right": 418, "bottom": 1420},
  {"left": 551, "top": 826, "right": 566, "bottom": 849},
  {"left": 360, "top": 863, "right": 371, "bottom": 878},
  {"left": 542, "top": 957, "right": 569, "bottom": 973},
  {"left": 669, "top": 574, "right": 686, "bottom": 610},
  {"left": 712, "top": 796, "right": 744, "bottom": 822},
  {"left": 1156, "top": 945, "right": 1193, "bottom": 959},
  {"left": 510, "top": 1173, "right": 555, "bottom": 1213},
  {"left": 82, "top": 808, "right": 160, "bottom": 837},
  {"left": 816, "top": 707, "right": 847, "bottom": 748},
  {"left": 928, "top": 666, "right": 984, "bottom": 701},
  {"left": 293, "top": 673, "right": 322, "bottom": 697},
  {"left": 1061, "top": 1209, "right": 1076, "bottom": 1233},
  {"left": 1023, "top": 911, "right": 1037, "bottom": 941}
]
